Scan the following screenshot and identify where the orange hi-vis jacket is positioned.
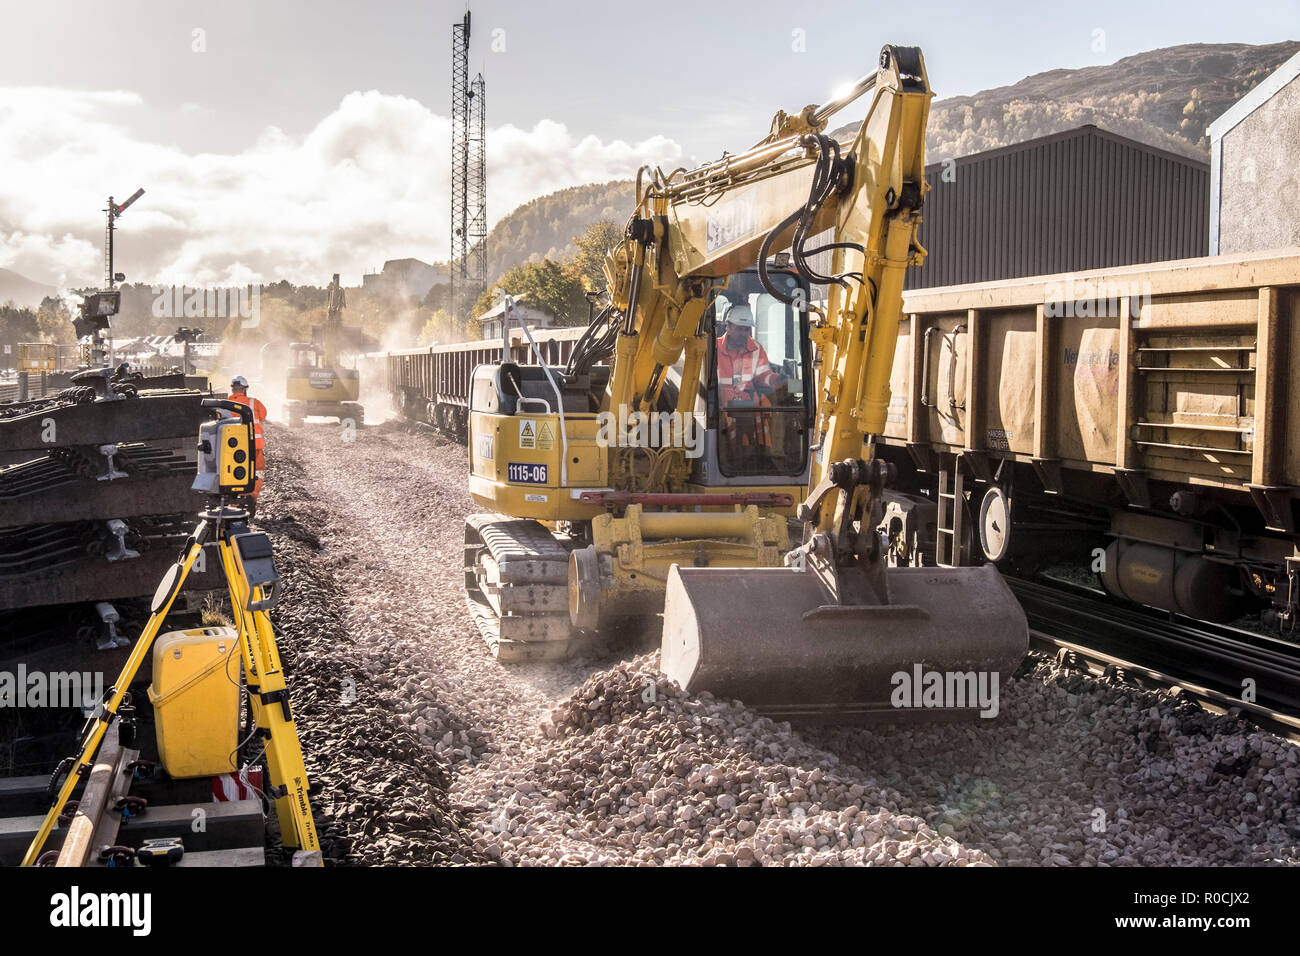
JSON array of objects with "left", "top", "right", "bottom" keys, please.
[
  {"left": 229, "top": 391, "right": 268, "bottom": 497},
  {"left": 716, "top": 335, "right": 780, "bottom": 406}
]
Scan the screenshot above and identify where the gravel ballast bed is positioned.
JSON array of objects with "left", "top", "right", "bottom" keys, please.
[
  {"left": 257, "top": 439, "right": 483, "bottom": 865},
  {"left": 259, "top": 420, "right": 1300, "bottom": 866}
]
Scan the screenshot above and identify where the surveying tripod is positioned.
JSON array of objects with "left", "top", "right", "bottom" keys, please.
[{"left": 21, "top": 399, "right": 320, "bottom": 866}]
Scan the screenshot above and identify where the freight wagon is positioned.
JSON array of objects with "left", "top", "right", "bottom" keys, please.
[
  {"left": 876, "top": 248, "right": 1300, "bottom": 627},
  {"left": 381, "top": 248, "right": 1300, "bottom": 629},
  {"left": 383, "top": 327, "right": 587, "bottom": 438}
]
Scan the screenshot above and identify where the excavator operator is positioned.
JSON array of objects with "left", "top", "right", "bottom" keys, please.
[
  {"left": 716, "top": 302, "right": 783, "bottom": 404},
  {"left": 716, "top": 302, "right": 784, "bottom": 468}
]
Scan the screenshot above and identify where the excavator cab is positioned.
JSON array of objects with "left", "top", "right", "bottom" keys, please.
[
  {"left": 704, "top": 268, "right": 813, "bottom": 482},
  {"left": 283, "top": 341, "right": 363, "bottom": 426}
]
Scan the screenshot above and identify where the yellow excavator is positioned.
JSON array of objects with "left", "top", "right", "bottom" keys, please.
[
  {"left": 284, "top": 273, "right": 364, "bottom": 426},
  {"left": 464, "top": 46, "right": 1027, "bottom": 717}
]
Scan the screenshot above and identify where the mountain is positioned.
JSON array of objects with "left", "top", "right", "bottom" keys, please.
[
  {"left": 0, "top": 268, "right": 57, "bottom": 308},
  {"left": 478, "top": 41, "right": 1299, "bottom": 285},
  {"left": 833, "top": 40, "right": 1300, "bottom": 162}
]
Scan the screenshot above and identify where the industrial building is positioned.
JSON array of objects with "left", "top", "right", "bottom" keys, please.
[
  {"left": 906, "top": 125, "right": 1210, "bottom": 289},
  {"left": 361, "top": 258, "right": 447, "bottom": 301}
]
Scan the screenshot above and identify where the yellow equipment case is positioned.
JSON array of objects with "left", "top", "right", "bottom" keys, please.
[{"left": 147, "top": 626, "right": 241, "bottom": 778}]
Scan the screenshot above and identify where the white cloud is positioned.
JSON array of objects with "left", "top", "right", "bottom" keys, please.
[
  {"left": 0, "top": 87, "right": 684, "bottom": 288},
  {"left": 0, "top": 231, "right": 99, "bottom": 290}
]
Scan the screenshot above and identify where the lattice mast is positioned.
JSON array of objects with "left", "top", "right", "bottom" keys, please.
[
  {"left": 467, "top": 72, "right": 487, "bottom": 315},
  {"left": 450, "top": 12, "right": 487, "bottom": 325}
]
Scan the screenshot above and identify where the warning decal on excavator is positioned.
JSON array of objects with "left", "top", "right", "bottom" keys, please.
[
  {"left": 519, "top": 419, "right": 536, "bottom": 449},
  {"left": 537, "top": 421, "right": 555, "bottom": 451}
]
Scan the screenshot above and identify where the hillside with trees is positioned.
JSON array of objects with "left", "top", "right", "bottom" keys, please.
[
  {"left": 0, "top": 268, "right": 57, "bottom": 309},
  {"left": 482, "top": 180, "right": 634, "bottom": 282}
]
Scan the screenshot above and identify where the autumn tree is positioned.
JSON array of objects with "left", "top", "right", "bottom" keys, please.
[
  {"left": 472, "top": 258, "right": 588, "bottom": 327},
  {"left": 420, "top": 281, "right": 453, "bottom": 313},
  {"left": 572, "top": 219, "right": 623, "bottom": 293},
  {"left": 419, "top": 308, "right": 456, "bottom": 346},
  {"left": 0, "top": 302, "right": 40, "bottom": 360},
  {"left": 36, "top": 296, "right": 75, "bottom": 344}
]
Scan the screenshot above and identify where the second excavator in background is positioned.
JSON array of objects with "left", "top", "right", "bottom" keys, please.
[
  {"left": 284, "top": 273, "right": 365, "bottom": 427},
  {"left": 462, "top": 46, "right": 1028, "bottom": 718}
]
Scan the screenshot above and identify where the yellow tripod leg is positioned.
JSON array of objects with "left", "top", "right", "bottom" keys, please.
[
  {"left": 218, "top": 536, "right": 321, "bottom": 861},
  {"left": 20, "top": 529, "right": 208, "bottom": 867}
]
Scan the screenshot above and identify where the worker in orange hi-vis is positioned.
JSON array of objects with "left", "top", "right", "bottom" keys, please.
[
  {"left": 227, "top": 375, "right": 268, "bottom": 500},
  {"left": 715, "top": 303, "right": 783, "bottom": 406},
  {"left": 715, "top": 303, "right": 784, "bottom": 465}
]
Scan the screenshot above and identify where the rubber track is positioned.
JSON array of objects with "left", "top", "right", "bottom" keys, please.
[{"left": 463, "top": 514, "right": 583, "bottom": 662}]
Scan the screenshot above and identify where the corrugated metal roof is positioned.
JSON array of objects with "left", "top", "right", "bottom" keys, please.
[{"left": 905, "top": 125, "right": 1210, "bottom": 289}]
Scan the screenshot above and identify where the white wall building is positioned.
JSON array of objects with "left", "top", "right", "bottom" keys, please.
[
  {"left": 476, "top": 299, "right": 559, "bottom": 342},
  {"left": 1208, "top": 50, "right": 1300, "bottom": 254}
]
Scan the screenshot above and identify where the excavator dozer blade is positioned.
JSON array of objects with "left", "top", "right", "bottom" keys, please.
[{"left": 661, "top": 563, "right": 1028, "bottom": 720}]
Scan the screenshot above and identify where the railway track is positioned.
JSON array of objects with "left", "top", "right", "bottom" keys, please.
[
  {"left": 1010, "top": 575, "right": 1300, "bottom": 742},
  {"left": 0, "top": 726, "right": 268, "bottom": 867}
]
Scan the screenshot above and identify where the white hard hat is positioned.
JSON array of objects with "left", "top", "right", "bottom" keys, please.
[
  {"left": 231, "top": 375, "right": 249, "bottom": 389},
  {"left": 723, "top": 303, "right": 755, "bottom": 328}
]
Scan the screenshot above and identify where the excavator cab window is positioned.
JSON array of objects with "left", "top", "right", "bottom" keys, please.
[
  {"left": 290, "top": 345, "right": 319, "bottom": 369},
  {"left": 708, "top": 267, "right": 811, "bottom": 478}
]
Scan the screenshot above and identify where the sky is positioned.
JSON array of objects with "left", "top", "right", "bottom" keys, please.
[{"left": 0, "top": 0, "right": 1296, "bottom": 290}]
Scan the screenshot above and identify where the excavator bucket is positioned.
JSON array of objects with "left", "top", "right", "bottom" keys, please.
[{"left": 661, "top": 563, "right": 1028, "bottom": 720}]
